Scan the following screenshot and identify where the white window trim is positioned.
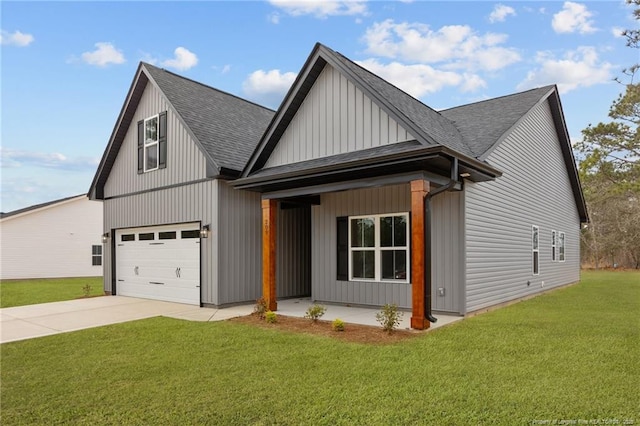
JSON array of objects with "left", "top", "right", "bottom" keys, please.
[
  {"left": 559, "top": 231, "right": 566, "bottom": 262},
  {"left": 532, "top": 225, "right": 539, "bottom": 275},
  {"left": 348, "top": 213, "right": 410, "bottom": 283},
  {"left": 144, "top": 114, "right": 159, "bottom": 173},
  {"left": 551, "top": 230, "right": 557, "bottom": 262}
]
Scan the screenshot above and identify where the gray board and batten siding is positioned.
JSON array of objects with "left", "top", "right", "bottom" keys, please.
[
  {"left": 464, "top": 99, "right": 581, "bottom": 313},
  {"left": 310, "top": 183, "right": 464, "bottom": 314},
  {"left": 265, "top": 64, "right": 414, "bottom": 168},
  {"left": 99, "top": 79, "right": 266, "bottom": 306},
  {"left": 104, "top": 180, "right": 268, "bottom": 307}
]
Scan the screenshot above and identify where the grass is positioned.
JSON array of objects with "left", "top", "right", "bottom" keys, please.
[
  {"left": 1, "top": 270, "right": 638, "bottom": 425},
  {"left": 0, "top": 277, "right": 104, "bottom": 308}
]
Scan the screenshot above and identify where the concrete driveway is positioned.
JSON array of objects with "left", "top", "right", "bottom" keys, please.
[{"left": 0, "top": 296, "right": 253, "bottom": 344}]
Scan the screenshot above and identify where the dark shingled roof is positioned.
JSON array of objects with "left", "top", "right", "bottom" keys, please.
[
  {"left": 144, "top": 63, "right": 275, "bottom": 172},
  {"left": 1, "top": 194, "right": 85, "bottom": 220},
  {"left": 440, "top": 85, "right": 555, "bottom": 159}
]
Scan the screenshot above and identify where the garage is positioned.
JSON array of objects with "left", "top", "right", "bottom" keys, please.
[{"left": 115, "top": 223, "right": 201, "bottom": 305}]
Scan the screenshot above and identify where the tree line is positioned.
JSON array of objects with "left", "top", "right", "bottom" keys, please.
[{"left": 576, "top": 0, "right": 639, "bottom": 269}]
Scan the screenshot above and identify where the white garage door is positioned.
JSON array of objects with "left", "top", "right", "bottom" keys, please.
[{"left": 115, "top": 223, "right": 201, "bottom": 305}]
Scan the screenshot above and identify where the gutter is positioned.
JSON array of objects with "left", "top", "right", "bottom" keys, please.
[{"left": 423, "top": 157, "right": 460, "bottom": 324}]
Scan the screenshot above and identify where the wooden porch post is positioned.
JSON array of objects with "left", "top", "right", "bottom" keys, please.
[
  {"left": 262, "top": 198, "right": 277, "bottom": 311},
  {"left": 410, "top": 180, "right": 430, "bottom": 330}
]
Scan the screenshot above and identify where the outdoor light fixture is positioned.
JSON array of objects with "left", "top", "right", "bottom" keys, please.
[
  {"left": 460, "top": 172, "right": 471, "bottom": 178},
  {"left": 102, "top": 232, "right": 110, "bottom": 243},
  {"left": 200, "top": 225, "right": 210, "bottom": 239}
]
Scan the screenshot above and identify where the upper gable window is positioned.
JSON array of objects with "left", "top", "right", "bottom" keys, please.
[
  {"left": 144, "top": 115, "right": 159, "bottom": 171},
  {"left": 138, "top": 111, "right": 167, "bottom": 174}
]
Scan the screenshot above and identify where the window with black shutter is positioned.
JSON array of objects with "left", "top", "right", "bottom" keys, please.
[{"left": 336, "top": 216, "right": 348, "bottom": 281}]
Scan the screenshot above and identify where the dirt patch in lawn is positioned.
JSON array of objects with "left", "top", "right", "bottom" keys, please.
[{"left": 230, "top": 314, "right": 421, "bottom": 345}]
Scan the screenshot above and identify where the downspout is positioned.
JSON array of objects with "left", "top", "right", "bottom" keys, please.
[{"left": 423, "top": 157, "right": 459, "bottom": 323}]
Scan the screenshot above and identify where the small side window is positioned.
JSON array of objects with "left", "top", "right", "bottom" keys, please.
[
  {"left": 532, "top": 225, "right": 539, "bottom": 275},
  {"left": 559, "top": 232, "right": 565, "bottom": 262},
  {"left": 92, "top": 245, "right": 102, "bottom": 266}
]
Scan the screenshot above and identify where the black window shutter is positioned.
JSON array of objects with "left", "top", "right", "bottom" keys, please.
[
  {"left": 336, "top": 216, "right": 348, "bottom": 281},
  {"left": 137, "top": 120, "right": 144, "bottom": 174},
  {"left": 158, "top": 111, "right": 167, "bottom": 169}
]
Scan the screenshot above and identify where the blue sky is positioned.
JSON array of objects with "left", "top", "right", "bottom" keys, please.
[{"left": 1, "top": 1, "right": 636, "bottom": 212}]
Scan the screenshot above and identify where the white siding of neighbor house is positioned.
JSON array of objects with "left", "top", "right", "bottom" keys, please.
[
  {"left": 0, "top": 197, "right": 103, "bottom": 280},
  {"left": 104, "top": 81, "right": 209, "bottom": 198},
  {"left": 310, "top": 183, "right": 462, "bottom": 311},
  {"left": 464, "top": 99, "right": 581, "bottom": 313},
  {"left": 265, "top": 64, "right": 414, "bottom": 168}
]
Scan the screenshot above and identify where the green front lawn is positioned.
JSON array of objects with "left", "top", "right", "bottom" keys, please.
[
  {"left": 1, "top": 271, "right": 638, "bottom": 425},
  {"left": 0, "top": 277, "right": 104, "bottom": 308}
]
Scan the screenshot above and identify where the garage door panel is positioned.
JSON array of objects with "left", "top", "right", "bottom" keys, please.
[{"left": 115, "top": 223, "right": 201, "bottom": 305}]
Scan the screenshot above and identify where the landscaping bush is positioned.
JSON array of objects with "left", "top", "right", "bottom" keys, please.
[
  {"left": 332, "top": 318, "right": 345, "bottom": 332},
  {"left": 304, "top": 304, "right": 326, "bottom": 322},
  {"left": 264, "top": 311, "right": 277, "bottom": 323},
  {"left": 376, "top": 303, "right": 403, "bottom": 333}
]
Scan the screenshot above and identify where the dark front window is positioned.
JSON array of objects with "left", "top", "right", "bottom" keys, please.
[{"left": 92, "top": 245, "right": 102, "bottom": 266}]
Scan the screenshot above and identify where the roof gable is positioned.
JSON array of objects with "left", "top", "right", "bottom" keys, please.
[
  {"left": 89, "top": 63, "right": 274, "bottom": 199},
  {"left": 243, "top": 43, "right": 469, "bottom": 177}
]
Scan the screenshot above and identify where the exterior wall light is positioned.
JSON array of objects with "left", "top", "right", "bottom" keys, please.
[
  {"left": 200, "top": 225, "right": 210, "bottom": 239},
  {"left": 460, "top": 172, "right": 471, "bottom": 178},
  {"left": 102, "top": 232, "right": 110, "bottom": 243}
]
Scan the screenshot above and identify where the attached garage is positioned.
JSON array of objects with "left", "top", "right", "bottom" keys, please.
[{"left": 115, "top": 223, "right": 201, "bottom": 305}]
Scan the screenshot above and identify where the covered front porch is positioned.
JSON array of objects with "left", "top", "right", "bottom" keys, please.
[{"left": 275, "top": 297, "right": 464, "bottom": 330}]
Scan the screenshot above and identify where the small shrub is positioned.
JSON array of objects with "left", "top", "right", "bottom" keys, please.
[
  {"left": 82, "top": 284, "right": 92, "bottom": 297},
  {"left": 254, "top": 297, "right": 268, "bottom": 319},
  {"left": 376, "top": 303, "right": 403, "bottom": 333},
  {"left": 304, "top": 304, "right": 326, "bottom": 322},
  {"left": 265, "top": 311, "right": 277, "bottom": 324},
  {"left": 332, "top": 318, "right": 345, "bottom": 332}
]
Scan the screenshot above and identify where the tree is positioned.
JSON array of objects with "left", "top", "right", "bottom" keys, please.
[{"left": 577, "top": 0, "right": 640, "bottom": 268}]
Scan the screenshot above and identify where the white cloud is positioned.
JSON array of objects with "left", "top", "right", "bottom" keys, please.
[
  {"left": 269, "top": 0, "right": 367, "bottom": 18},
  {"left": 242, "top": 69, "right": 297, "bottom": 107},
  {"left": 362, "top": 20, "right": 520, "bottom": 71},
  {"left": 552, "top": 2, "right": 597, "bottom": 34},
  {"left": 161, "top": 47, "right": 198, "bottom": 71},
  {"left": 489, "top": 4, "right": 516, "bottom": 23},
  {"left": 0, "top": 29, "right": 34, "bottom": 47},
  {"left": 611, "top": 26, "right": 624, "bottom": 38},
  {"left": 268, "top": 12, "right": 281, "bottom": 24},
  {"left": 356, "top": 59, "right": 486, "bottom": 98},
  {"left": 81, "top": 42, "right": 125, "bottom": 67},
  {"left": 0, "top": 148, "right": 99, "bottom": 171},
  {"left": 517, "top": 46, "right": 613, "bottom": 93}
]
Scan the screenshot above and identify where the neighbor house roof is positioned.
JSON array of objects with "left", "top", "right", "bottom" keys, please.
[
  {"left": 89, "top": 63, "right": 274, "bottom": 199},
  {"left": 0, "top": 194, "right": 86, "bottom": 220}
]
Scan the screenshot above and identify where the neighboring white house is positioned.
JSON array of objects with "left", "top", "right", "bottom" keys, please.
[{"left": 0, "top": 195, "right": 104, "bottom": 280}]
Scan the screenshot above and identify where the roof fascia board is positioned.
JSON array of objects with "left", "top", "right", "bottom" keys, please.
[
  {"left": 142, "top": 65, "right": 222, "bottom": 176},
  {"left": 242, "top": 43, "right": 326, "bottom": 177},
  {"left": 88, "top": 63, "right": 147, "bottom": 199},
  {"left": 548, "top": 89, "right": 588, "bottom": 222},
  {"left": 1, "top": 195, "right": 87, "bottom": 222},
  {"left": 477, "top": 86, "right": 555, "bottom": 162},
  {"left": 261, "top": 171, "right": 456, "bottom": 200}
]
